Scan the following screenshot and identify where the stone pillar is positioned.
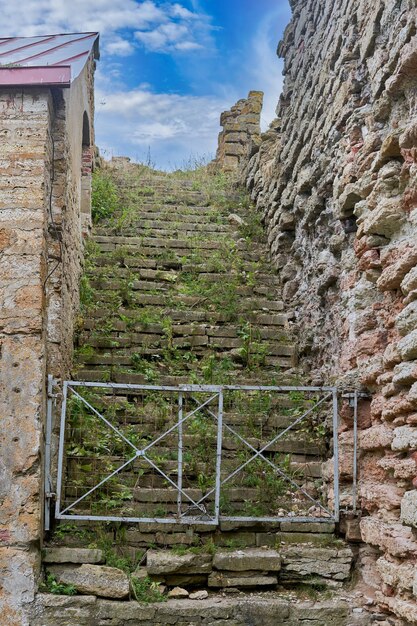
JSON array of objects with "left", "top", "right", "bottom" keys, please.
[{"left": 214, "top": 91, "right": 263, "bottom": 172}]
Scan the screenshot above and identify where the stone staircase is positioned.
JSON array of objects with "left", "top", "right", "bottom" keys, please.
[
  {"left": 42, "top": 163, "right": 372, "bottom": 624},
  {"left": 74, "top": 170, "right": 296, "bottom": 385}
]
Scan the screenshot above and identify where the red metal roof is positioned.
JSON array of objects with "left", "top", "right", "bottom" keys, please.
[{"left": 0, "top": 33, "right": 99, "bottom": 88}]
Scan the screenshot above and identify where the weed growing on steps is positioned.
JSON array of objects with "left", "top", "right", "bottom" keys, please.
[
  {"left": 41, "top": 573, "right": 77, "bottom": 596},
  {"left": 92, "top": 170, "right": 118, "bottom": 223},
  {"left": 131, "top": 577, "right": 166, "bottom": 603}
]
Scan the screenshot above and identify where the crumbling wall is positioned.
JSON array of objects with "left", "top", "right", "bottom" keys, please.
[
  {"left": 238, "top": 0, "right": 417, "bottom": 623},
  {"left": 214, "top": 90, "right": 263, "bottom": 172}
]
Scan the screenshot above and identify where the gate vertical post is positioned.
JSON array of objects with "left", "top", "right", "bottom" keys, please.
[
  {"left": 332, "top": 388, "right": 340, "bottom": 522},
  {"left": 44, "top": 374, "right": 54, "bottom": 531},
  {"left": 352, "top": 390, "right": 358, "bottom": 513},
  {"left": 177, "top": 392, "right": 183, "bottom": 519},
  {"left": 55, "top": 381, "right": 68, "bottom": 519},
  {"left": 214, "top": 389, "right": 223, "bottom": 523}
]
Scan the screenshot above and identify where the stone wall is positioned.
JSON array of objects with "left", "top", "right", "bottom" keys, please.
[
  {"left": 0, "top": 88, "right": 53, "bottom": 625},
  {"left": 236, "top": 0, "right": 417, "bottom": 623},
  {"left": 0, "top": 60, "right": 95, "bottom": 625},
  {"left": 214, "top": 90, "right": 263, "bottom": 172}
]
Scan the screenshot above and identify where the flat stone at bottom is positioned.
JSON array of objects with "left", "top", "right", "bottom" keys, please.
[{"left": 208, "top": 572, "right": 277, "bottom": 588}]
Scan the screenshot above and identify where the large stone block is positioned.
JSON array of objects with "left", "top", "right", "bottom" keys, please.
[
  {"left": 146, "top": 550, "right": 213, "bottom": 575},
  {"left": 401, "top": 491, "right": 417, "bottom": 528},
  {"left": 376, "top": 556, "right": 415, "bottom": 591},
  {"left": 359, "top": 425, "right": 393, "bottom": 450},
  {"left": 47, "top": 564, "right": 130, "bottom": 599},
  {"left": 392, "top": 361, "right": 417, "bottom": 385},
  {"left": 213, "top": 549, "right": 281, "bottom": 572},
  {"left": 360, "top": 517, "right": 417, "bottom": 557},
  {"left": 392, "top": 426, "right": 417, "bottom": 451},
  {"left": 363, "top": 199, "right": 405, "bottom": 238},
  {"left": 396, "top": 300, "right": 417, "bottom": 336},
  {"left": 31, "top": 594, "right": 97, "bottom": 626},
  {"left": 0, "top": 547, "right": 37, "bottom": 626},
  {"left": 398, "top": 330, "right": 417, "bottom": 361},
  {"left": 43, "top": 548, "right": 104, "bottom": 564},
  {"left": 280, "top": 545, "right": 353, "bottom": 581},
  {"left": 401, "top": 266, "right": 417, "bottom": 297}
]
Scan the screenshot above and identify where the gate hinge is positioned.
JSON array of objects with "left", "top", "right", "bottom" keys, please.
[{"left": 342, "top": 391, "right": 371, "bottom": 407}]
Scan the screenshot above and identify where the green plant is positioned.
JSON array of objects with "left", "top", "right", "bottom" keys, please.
[
  {"left": 131, "top": 576, "right": 166, "bottom": 603},
  {"left": 42, "top": 573, "right": 77, "bottom": 596},
  {"left": 91, "top": 170, "right": 118, "bottom": 223}
]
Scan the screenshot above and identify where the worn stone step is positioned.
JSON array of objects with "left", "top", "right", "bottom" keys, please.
[
  {"left": 93, "top": 235, "right": 224, "bottom": 250},
  {"left": 96, "top": 222, "right": 232, "bottom": 235},
  {"left": 119, "top": 211, "right": 220, "bottom": 223}
]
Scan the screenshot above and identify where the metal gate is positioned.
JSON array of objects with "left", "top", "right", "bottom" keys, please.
[{"left": 50, "top": 381, "right": 339, "bottom": 526}]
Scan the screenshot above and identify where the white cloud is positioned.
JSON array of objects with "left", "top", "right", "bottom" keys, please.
[
  {"left": 105, "top": 37, "right": 136, "bottom": 57},
  {"left": 95, "top": 86, "right": 230, "bottom": 168},
  {"left": 0, "top": 0, "right": 211, "bottom": 57},
  {"left": 134, "top": 17, "right": 205, "bottom": 53}
]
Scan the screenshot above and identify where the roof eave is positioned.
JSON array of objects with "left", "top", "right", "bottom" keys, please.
[{"left": 0, "top": 65, "right": 72, "bottom": 87}]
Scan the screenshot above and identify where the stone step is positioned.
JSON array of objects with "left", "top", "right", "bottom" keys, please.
[
  {"left": 95, "top": 245, "right": 263, "bottom": 263},
  {"left": 93, "top": 235, "right": 224, "bottom": 250},
  {"left": 95, "top": 222, "right": 232, "bottom": 235},
  {"left": 81, "top": 320, "right": 288, "bottom": 339},
  {"left": 106, "top": 212, "right": 225, "bottom": 224},
  {"left": 77, "top": 335, "right": 294, "bottom": 354}
]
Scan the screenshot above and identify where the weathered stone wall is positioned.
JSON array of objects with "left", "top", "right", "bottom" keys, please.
[
  {"left": 47, "top": 60, "right": 96, "bottom": 379},
  {"left": 0, "top": 60, "right": 95, "bottom": 625},
  {"left": 214, "top": 90, "right": 263, "bottom": 172},
  {"left": 0, "top": 89, "right": 53, "bottom": 625},
  {"left": 238, "top": 0, "right": 417, "bottom": 623}
]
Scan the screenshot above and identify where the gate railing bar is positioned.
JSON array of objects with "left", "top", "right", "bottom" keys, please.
[
  {"left": 56, "top": 514, "right": 218, "bottom": 524},
  {"left": 214, "top": 389, "right": 223, "bottom": 523},
  {"left": 66, "top": 381, "right": 223, "bottom": 392},
  {"left": 55, "top": 381, "right": 68, "bottom": 520},
  {"left": 177, "top": 392, "right": 183, "bottom": 519},
  {"left": 224, "top": 385, "right": 336, "bottom": 392},
  {"left": 44, "top": 374, "right": 55, "bottom": 531},
  {"left": 220, "top": 516, "right": 333, "bottom": 523},
  {"left": 65, "top": 381, "right": 334, "bottom": 393},
  {"left": 332, "top": 389, "right": 340, "bottom": 522}
]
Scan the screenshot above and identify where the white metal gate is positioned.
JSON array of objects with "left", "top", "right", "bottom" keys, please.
[{"left": 49, "top": 381, "right": 340, "bottom": 527}]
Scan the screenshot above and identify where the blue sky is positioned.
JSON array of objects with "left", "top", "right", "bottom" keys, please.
[{"left": 4, "top": 0, "right": 291, "bottom": 169}]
